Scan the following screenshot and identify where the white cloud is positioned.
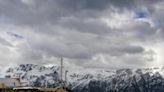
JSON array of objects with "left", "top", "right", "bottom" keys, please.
[
  {"left": 101, "top": 10, "right": 134, "bottom": 29},
  {"left": 0, "top": 0, "right": 163, "bottom": 69}
]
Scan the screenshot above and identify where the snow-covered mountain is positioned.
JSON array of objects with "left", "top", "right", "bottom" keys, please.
[
  {"left": 2, "top": 64, "right": 164, "bottom": 92},
  {"left": 5, "top": 64, "right": 60, "bottom": 87},
  {"left": 67, "top": 67, "right": 164, "bottom": 92}
]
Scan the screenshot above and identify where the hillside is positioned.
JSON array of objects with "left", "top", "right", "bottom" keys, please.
[{"left": 2, "top": 64, "right": 164, "bottom": 92}]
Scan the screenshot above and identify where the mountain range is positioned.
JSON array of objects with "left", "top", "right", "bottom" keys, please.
[{"left": 2, "top": 64, "right": 164, "bottom": 92}]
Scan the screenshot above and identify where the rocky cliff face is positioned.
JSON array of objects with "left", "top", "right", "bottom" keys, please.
[{"left": 3, "top": 64, "right": 164, "bottom": 92}]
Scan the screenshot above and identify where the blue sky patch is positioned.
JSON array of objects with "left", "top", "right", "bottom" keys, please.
[{"left": 135, "top": 10, "right": 149, "bottom": 18}]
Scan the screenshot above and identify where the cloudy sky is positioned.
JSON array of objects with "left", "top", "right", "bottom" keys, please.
[{"left": 0, "top": 0, "right": 163, "bottom": 69}]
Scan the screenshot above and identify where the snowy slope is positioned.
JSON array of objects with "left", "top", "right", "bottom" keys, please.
[
  {"left": 2, "top": 64, "right": 164, "bottom": 92},
  {"left": 5, "top": 64, "right": 60, "bottom": 87}
]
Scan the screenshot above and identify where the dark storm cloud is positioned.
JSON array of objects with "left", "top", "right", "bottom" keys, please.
[
  {"left": 0, "top": 0, "right": 163, "bottom": 68},
  {"left": 98, "top": 45, "right": 145, "bottom": 57},
  {"left": 117, "top": 45, "right": 145, "bottom": 54},
  {"left": 25, "top": 31, "right": 145, "bottom": 60},
  {"left": 59, "top": 17, "right": 112, "bottom": 34},
  {"left": 57, "top": 0, "right": 110, "bottom": 11},
  {"left": 121, "top": 21, "right": 157, "bottom": 42},
  {"left": 0, "top": 0, "right": 161, "bottom": 26},
  {"left": 0, "top": 0, "right": 66, "bottom": 25},
  {"left": 57, "top": 0, "right": 161, "bottom": 11}
]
